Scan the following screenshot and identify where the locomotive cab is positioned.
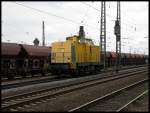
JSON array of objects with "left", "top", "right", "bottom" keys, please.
[{"left": 51, "top": 36, "right": 78, "bottom": 73}]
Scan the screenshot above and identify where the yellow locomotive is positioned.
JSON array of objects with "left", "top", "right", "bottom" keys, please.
[{"left": 51, "top": 26, "right": 102, "bottom": 74}]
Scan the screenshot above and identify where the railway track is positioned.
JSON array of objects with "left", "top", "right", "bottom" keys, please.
[
  {"left": 2, "top": 65, "right": 148, "bottom": 90},
  {"left": 2, "top": 64, "right": 146, "bottom": 82},
  {"left": 2, "top": 72, "right": 52, "bottom": 81},
  {"left": 2, "top": 75, "right": 63, "bottom": 90},
  {"left": 117, "top": 90, "right": 149, "bottom": 112},
  {"left": 2, "top": 66, "right": 148, "bottom": 111},
  {"left": 3, "top": 65, "right": 147, "bottom": 100},
  {"left": 69, "top": 79, "right": 148, "bottom": 112}
]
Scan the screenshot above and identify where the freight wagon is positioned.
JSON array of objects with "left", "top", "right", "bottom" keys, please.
[{"left": 1, "top": 42, "right": 51, "bottom": 79}]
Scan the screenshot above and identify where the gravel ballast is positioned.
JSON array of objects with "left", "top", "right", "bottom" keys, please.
[{"left": 15, "top": 72, "right": 148, "bottom": 111}]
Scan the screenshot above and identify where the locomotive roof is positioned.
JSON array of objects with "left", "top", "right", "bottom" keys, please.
[
  {"left": 2, "top": 42, "right": 21, "bottom": 56},
  {"left": 21, "top": 44, "right": 51, "bottom": 57}
]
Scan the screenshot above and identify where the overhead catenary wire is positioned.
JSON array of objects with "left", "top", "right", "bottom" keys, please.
[
  {"left": 3, "top": 2, "right": 147, "bottom": 54},
  {"left": 10, "top": 2, "right": 118, "bottom": 36},
  {"left": 14, "top": 2, "right": 80, "bottom": 25},
  {"left": 2, "top": 20, "right": 39, "bottom": 45},
  {"left": 107, "top": 2, "right": 136, "bottom": 25},
  {"left": 14, "top": 2, "right": 104, "bottom": 33},
  {"left": 81, "top": 5, "right": 90, "bottom": 25},
  {"left": 81, "top": 2, "right": 137, "bottom": 29},
  {"left": 82, "top": 2, "right": 136, "bottom": 25},
  {"left": 2, "top": 21, "right": 38, "bottom": 38},
  {"left": 81, "top": 1, "right": 137, "bottom": 46}
]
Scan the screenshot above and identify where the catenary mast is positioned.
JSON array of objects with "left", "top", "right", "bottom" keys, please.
[
  {"left": 100, "top": 1, "right": 106, "bottom": 70},
  {"left": 114, "top": 1, "right": 121, "bottom": 72}
]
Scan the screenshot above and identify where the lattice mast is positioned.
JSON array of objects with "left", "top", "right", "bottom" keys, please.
[
  {"left": 100, "top": 1, "right": 106, "bottom": 69},
  {"left": 114, "top": 1, "right": 121, "bottom": 72}
]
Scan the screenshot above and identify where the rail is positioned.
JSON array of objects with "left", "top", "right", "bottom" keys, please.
[
  {"left": 116, "top": 90, "right": 149, "bottom": 112},
  {"left": 68, "top": 78, "right": 148, "bottom": 112},
  {"left": 2, "top": 67, "right": 148, "bottom": 111}
]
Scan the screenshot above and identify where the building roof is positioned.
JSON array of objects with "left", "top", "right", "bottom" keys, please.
[
  {"left": 21, "top": 44, "right": 51, "bottom": 57},
  {"left": 2, "top": 42, "right": 21, "bottom": 56}
]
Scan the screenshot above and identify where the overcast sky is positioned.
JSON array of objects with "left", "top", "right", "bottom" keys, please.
[{"left": 2, "top": 1, "right": 148, "bottom": 55}]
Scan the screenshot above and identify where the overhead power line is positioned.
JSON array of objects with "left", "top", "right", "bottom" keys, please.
[
  {"left": 13, "top": 2, "right": 116, "bottom": 35},
  {"left": 10, "top": 2, "right": 137, "bottom": 39},
  {"left": 2, "top": 21, "right": 37, "bottom": 38},
  {"left": 14, "top": 2, "right": 103, "bottom": 32},
  {"left": 106, "top": 2, "right": 136, "bottom": 24},
  {"left": 82, "top": 2, "right": 136, "bottom": 24},
  {"left": 14, "top": 2, "right": 80, "bottom": 25},
  {"left": 81, "top": 2, "right": 136, "bottom": 28}
]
